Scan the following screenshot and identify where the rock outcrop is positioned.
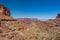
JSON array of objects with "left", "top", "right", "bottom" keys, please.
[
  {"left": 56, "top": 13, "right": 60, "bottom": 18},
  {"left": 56, "top": 13, "right": 60, "bottom": 20},
  {"left": 0, "top": 5, "right": 15, "bottom": 21}
]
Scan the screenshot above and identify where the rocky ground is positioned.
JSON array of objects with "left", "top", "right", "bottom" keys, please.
[{"left": 0, "top": 18, "right": 60, "bottom": 40}]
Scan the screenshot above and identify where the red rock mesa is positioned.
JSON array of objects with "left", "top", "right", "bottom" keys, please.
[{"left": 0, "top": 5, "right": 15, "bottom": 21}]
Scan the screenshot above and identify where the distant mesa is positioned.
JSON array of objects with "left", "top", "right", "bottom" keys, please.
[{"left": 0, "top": 5, "right": 15, "bottom": 21}]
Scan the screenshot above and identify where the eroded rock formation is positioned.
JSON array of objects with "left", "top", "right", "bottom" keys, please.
[
  {"left": 56, "top": 13, "right": 60, "bottom": 18},
  {"left": 56, "top": 13, "right": 60, "bottom": 21},
  {"left": 0, "top": 5, "right": 10, "bottom": 16},
  {"left": 0, "top": 5, "right": 15, "bottom": 21}
]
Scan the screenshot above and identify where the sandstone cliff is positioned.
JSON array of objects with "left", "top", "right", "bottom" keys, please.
[{"left": 0, "top": 5, "right": 15, "bottom": 21}]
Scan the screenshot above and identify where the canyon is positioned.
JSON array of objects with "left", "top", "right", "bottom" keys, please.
[{"left": 0, "top": 5, "right": 60, "bottom": 40}]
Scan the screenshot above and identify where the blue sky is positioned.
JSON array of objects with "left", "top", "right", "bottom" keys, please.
[{"left": 0, "top": 0, "right": 60, "bottom": 20}]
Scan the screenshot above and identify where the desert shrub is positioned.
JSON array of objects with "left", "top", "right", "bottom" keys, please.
[
  {"left": 55, "top": 24, "right": 59, "bottom": 27},
  {"left": 55, "top": 23, "right": 60, "bottom": 27},
  {"left": 0, "top": 29, "right": 3, "bottom": 33},
  {"left": 55, "top": 33, "right": 60, "bottom": 40},
  {"left": 46, "top": 37, "right": 52, "bottom": 40}
]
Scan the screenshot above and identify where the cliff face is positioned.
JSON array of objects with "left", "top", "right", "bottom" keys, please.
[
  {"left": 0, "top": 5, "right": 15, "bottom": 21},
  {"left": 0, "top": 5, "right": 10, "bottom": 16}
]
